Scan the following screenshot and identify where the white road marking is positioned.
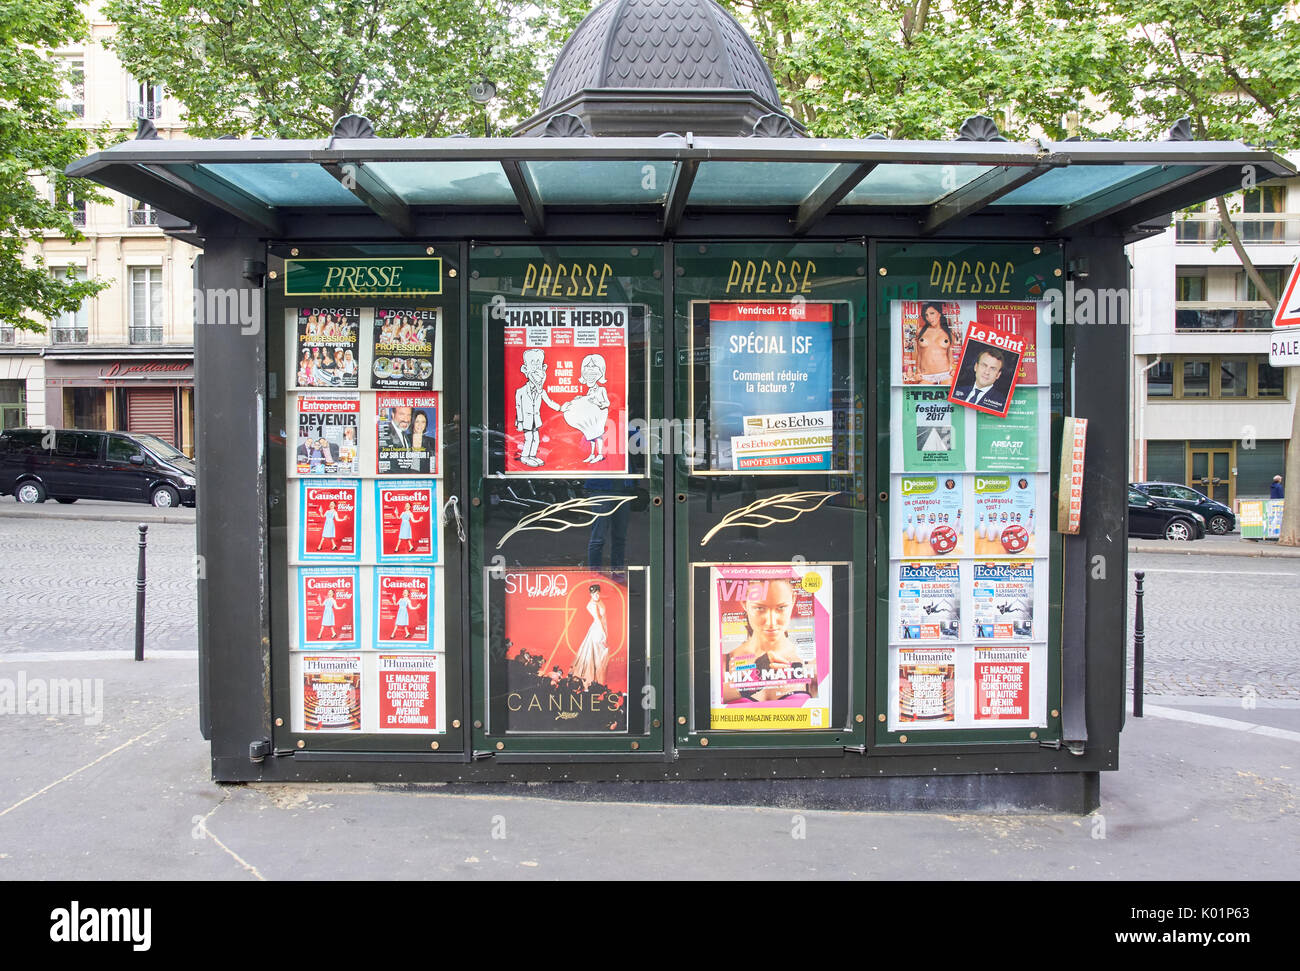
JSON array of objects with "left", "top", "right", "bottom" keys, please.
[
  {"left": 1135, "top": 568, "right": 1298, "bottom": 577},
  {"left": 1144, "top": 704, "right": 1300, "bottom": 743}
]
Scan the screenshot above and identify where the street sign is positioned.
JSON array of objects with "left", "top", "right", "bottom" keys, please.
[
  {"left": 1272, "top": 259, "right": 1300, "bottom": 330},
  {"left": 1271, "top": 330, "right": 1300, "bottom": 367}
]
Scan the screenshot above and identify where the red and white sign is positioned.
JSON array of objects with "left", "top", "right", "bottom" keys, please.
[
  {"left": 1059, "top": 417, "right": 1087, "bottom": 535},
  {"left": 1271, "top": 260, "right": 1300, "bottom": 331},
  {"left": 377, "top": 655, "right": 441, "bottom": 732},
  {"left": 974, "top": 647, "right": 1031, "bottom": 721},
  {"left": 376, "top": 482, "right": 435, "bottom": 561}
]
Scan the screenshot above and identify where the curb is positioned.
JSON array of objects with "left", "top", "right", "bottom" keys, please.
[
  {"left": 1128, "top": 541, "right": 1300, "bottom": 558},
  {"left": 0, "top": 508, "right": 195, "bottom": 525}
]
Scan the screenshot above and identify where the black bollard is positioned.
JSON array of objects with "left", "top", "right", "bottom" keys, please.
[
  {"left": 135, "top": 523, "right": 148, "bottom": 661},
  {"left": 1133, "top": 569, "right": 1145, "bottom": 717}
]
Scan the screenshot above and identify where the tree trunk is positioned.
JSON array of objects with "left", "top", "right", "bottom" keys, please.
[{"left": 1215, "top": 196, "right": 1277, "bottom": 306}]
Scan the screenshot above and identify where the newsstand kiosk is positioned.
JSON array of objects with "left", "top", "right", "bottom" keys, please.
[{"left": 70, "top": 0, "right": 1295, "bottom": 811}]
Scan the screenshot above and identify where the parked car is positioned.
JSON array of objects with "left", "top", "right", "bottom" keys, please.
[
  {"left": 1127, "top": 486, "right": 1206, "bottom": 540},
  {"left": 1131, "top": 481, "right": 1235, "bottom": 534},
  {"left": 0, "top": 428, "right": 196, "bottom": 508}
]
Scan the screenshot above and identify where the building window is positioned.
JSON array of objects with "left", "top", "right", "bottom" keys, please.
[
  {"left": 0, "top": 325, "right": 15, "bottom": 345},
  {"left": 1239, "top": 184, "right": 1288, "bottom": 243},
  {"left": 1182, "top": 358, "right": 1211, "bottom": 397},
  {"left": 1258, "top": 361, "right": 1286, "bottom": 398},
  {"left": 129, "top": 267, "right": 164, "bottom": 344},
  {"left": 1218, "top": 358, "right": 1248, "bottom": 398},
  {"left": 1148, "top": 354, "right": 1286, "bottom": 399},
  {"left": 1238, "top": 266, "right": 1287, "bottom": 303},
  {"left": 58, "top": 57, "right": 85, "bottom": 118},
  {"left": 1175, "top": 269, "right": 1206, "bottom": 302},
  {"left": 51, "top": 267, "right": 89, "bottom": 343},
  {"left": 1147, "top": 360, "right": 1173, "bottom": 398},
  {"left": 129, "top": 200, "right": 158, "bottom": 226},
  {"left": 128, "top": 81, "right": 164, "bottom": 120}
]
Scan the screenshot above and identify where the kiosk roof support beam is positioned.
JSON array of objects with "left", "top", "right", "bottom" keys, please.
[
  {"left": 793, "top": 162, "right": 877, "bottom": 236},
  {"left": 662, "top": 158, "right": 699, "bottom": 235},
  {"left": 147, "top": 163, "right": 284, "bottom": 237},
  {"left": 501, "top": 160, "right": 545, "bottom": 235},
  {"left": 322, "top": 161, "right": 414, "bottom": 236},
  {"left": 922, "top": 161, "right": 1058, "bottom": 236}
]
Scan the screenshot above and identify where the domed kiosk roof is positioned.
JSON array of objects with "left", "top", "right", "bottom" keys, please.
[{"left": 516, "top": 0, "right": 798, "bottom": 137}]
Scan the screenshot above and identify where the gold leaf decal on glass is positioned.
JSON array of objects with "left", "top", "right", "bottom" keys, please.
[
  {"left": 496, "top": 495, "right": 637, "bottom": 550},
  {"left": 700, "top": 491, "right": 840, "bottom": 546}
]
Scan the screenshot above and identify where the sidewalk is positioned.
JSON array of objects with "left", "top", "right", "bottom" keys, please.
[
  {"left": 1129, "top": 533, "right": 1300, "bottom": 557},
  {"left": 0, "top": 498, "right": 195, "bottom": 525}
]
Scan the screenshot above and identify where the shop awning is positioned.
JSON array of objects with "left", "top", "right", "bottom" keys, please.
[{"left": 67, "top": 134, "right": 1296, "bottom": 242}]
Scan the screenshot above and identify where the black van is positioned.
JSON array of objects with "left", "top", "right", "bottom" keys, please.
[{"left": 0, "top": 429, "right": 196, "bottom": 507}]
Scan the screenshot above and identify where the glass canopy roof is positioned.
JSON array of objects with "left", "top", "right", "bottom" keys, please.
[{"left": 68, "top": 134, "right": 1295, "bottom": 238}]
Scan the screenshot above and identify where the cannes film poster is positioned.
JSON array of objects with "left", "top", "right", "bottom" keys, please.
[
  {"left": 501, "top": 304, "right": 629, "bottom": 474},
  {"left": 298, "top": 479, "right": 360, "bottom": 561},
  {"left": 377, "top": 654, "right": 443, "bottom": 733},
  {"left": 972, "top": 561, "right": 1035, "bottom": 639},
  {"left": 973, "top": 645, "right": 1032, "bottom": 721},
  {"left": 901, "top": 387, "right": 965, "bottom": 472},
  {"left": 295, "top": 307, "right": 360, "bottom": 388},
  {"left": 709, "top": 564, "right": 832, "bottom": 731},
  {"left": 372, "top": 307, "right": 437, "bottom": 391},
  {"left": 898, "top": 475, "right": 964, "bottom": 558},
  {"left": 708, "top": 302, "right": 833, "bottom": 471},
  {"left": 373, "top": 568, "right": 433, "bottom": 649},
  {"left": 897, "top": 561, "right": 959, "bottom": 640},
  {"left": 973, "top": 475, "right": 1037, "bottom": 556},
  {"left": 297, "top": 567, "right": 360, "bottom": 649},
  {"left": 897, "top": 647, "right": 955, "bottom": 723},
  {"left": 295, "top": 393, "right": 360, "bottom": 476},
  {"left": 302, "top": 655, "right": 361, "bottom": 731},
  {"left": 501, "top": 569, "right": 629, "bottom": 733},
  {"left": 375, "top": 480, "right": 438, "bottom": 563},
  {"left": 376, "top": 391, "right": 438, "bottom": 475}
]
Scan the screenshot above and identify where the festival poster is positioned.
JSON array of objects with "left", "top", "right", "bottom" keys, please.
[
  {"left": 376, "top": 391, "right": 439, "bottom": 475},
  {"left": 302, "top": 655, "right": 361, "bottom": 731},
  {"left": 975, "top": 390, "right": 1038, "bottom": 473},
  {"left": 377, "top": 654, "right": 444, "bottom": 733},
  {"left": 896, "top": 561, "right": 960, "bottom": 641},
  {"left": 375, "top": 480, "right": 438, "bottom": 563},
  {"left": 500, "top": 569, "right": 629, "bottom": 733},
  {"left": 897, "top": 475, "right": 964, "bottom": 558},
  {"left": 947, "top": 323, "right": 1024, "bottom": 418},
  {"left": 501, "top": 304, "right": 629, "bottom": 474},
  {"left": 709, "top": 563, "right": 832, "bottom": 731},
  {"left": 298, "top": 479, "right": 360, "bottom": 562},
  {"left": 294, "top": 393, "right": 360, "bottom": 476},
  {"left": 973, "top": 646, "right": 1032, "bottom": 721},
  {"left": 901, "top": 388, "right": 965, "bottom": 472},
  {"left": 372, "top": 307, "right": 437, "bottom": 391},
  {"left": 897, "top": 647, "right": 956, "bottom": 723},
  {"left": 708, "top": 302, "right": 833, "bottom": 471},
  {"left": 373, "top": 568, "right": 433, "bottom": 649},
  {"left": 297, "top": 567, "right": 359, "bottom": 649},
  {"left": 899, "top": 300, "right": 964, "bottom": 385},
  {"left": 973, "top": 474, "right": 1037, "bottom": 556},
  {"left": 972, "top": 561, "right": 1035, "bottom": 640},
  {"left": 974, "top": 301, "right": 1038, "bottom": 384},
  {"left": 295, "top": 307, "right": 360, "bottom": 388}
]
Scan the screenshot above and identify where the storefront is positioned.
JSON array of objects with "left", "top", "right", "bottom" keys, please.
[{"left": 68, "top": 0, "right": 1295, "bottom": 809}]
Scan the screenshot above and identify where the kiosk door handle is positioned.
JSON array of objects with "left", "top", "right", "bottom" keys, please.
[{"left": 443, "top": 494, "right": 467, "bottom": 545}]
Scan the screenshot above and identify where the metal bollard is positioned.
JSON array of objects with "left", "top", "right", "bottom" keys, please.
[
  {"left": 1133, "top": 569, "right": 1145, "bottom": 717},
  {"left": 135, "top": 523, "right": 148, "bottom": 661}
]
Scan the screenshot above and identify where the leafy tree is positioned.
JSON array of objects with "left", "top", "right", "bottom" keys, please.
[{"left": 0, "top": 0, "right": 108, "bottom": 333}]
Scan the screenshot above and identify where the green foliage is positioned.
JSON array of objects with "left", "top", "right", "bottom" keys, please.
[{"left": 0, "top": 0, "right": 108, "bottom": 332}]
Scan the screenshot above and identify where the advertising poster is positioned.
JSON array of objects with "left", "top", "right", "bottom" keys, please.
[
  {"left": 374, "top": 568, "right": 433, "bottom": 649},
  {"left": 709, "top": 563, "right": 832, "bottom": 731},
  {"left": 372, "top": 307, "right": 437, "bottom": 391},
  {"left": 298, "top": 479, "right": 360, "bottom": 561},
  {"left": 501, "top": 304, "right": 629, "bottom": 474},
  {"left": 302, "top": 655, "right": 361, "bottom": 731},
  {"left": 377, "top": 654, "right": 442, "bottom": 733},
  {"left": 902, "top": 388, "right": 965, "bottom": 471},
  {"left": 972, "top": 561, "right": 1035, "bottom": 639},
  {"left": 975, "top": 391, "right": 1038, "bottom": 472},
  {"left": 297, "top": 567, "right": 359, "bottom": 648},
  {"left": 897, "top": 647, "right": 956, "bottom": 723},
  {"left": 897, "top": 561, "right": 959, "bottom": 640},
  {"left": 947, "top": 323, "right": 1024, "bottom": 418},
  {"left": 900, "top": 300, "right": 964, "bottom": 385},
  {"left": 295, "top": 393, "right": 360, "bottom": 475},
  {"left": 973, "top": 475, "right": 1036, "bottom": 556},
  {"left": 899, "top": 475, "right": 964, "bottom": 557},
  {"left": 375, "top": 480, "right": 438, "bottom": 563},
  {"left": 973, "top": 646, "right": 1032, "bottom": 721},
  {"left": 973, "top": 301, "right": 1038, "bottom": 384},
  {"left": 295, "top": 307, "right": 360, "bottom": 388},
  {"left": 376, "top": 391, "right": 439, "bottom": 475},
  {"left": 501, "top": 569, "right": 629, "bottom": 733},
  {"left": 708, "top": 302, "right": 833, "bottom": 471}
]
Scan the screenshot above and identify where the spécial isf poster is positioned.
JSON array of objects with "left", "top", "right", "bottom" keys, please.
[
  {"left": 372, "top": 307, "right": 436, "bottom": 391},
  {"left": 709, "top": 564, "right": 832, "bottom": 731},
  {"left": 377, "top": 654, "right": 442, "bottom": 733},
  {"left": 501, "top": 304, "right": 628, "bottom": 474},
  {"left": 708, "top": 302, "right": 833, "bottom": 471},
  {"left": 297, "top": 567, "right": 359, "bottom": 649},
  {"left": 897, "top": 561, "right": 959, "bottom": 640},
  {"left": 898, "top": 475, "right": 964, "bottom": 557},
  {"left": 295, "top": 307, "right": 360, "bottom": 388},
  {"left": 302, "top": 655, "right": 361, "bottom": 731},
  {"left": 501, "top": 570, "right": 628, "bottom": 733},
  {"left": 375, "top": 480, "right": 438, "bottom": 563},
  {"left": 902, "top": 388, "right": 965, "bottom": 472},
  {"left": 374, "top": 568, "right": 433, "bottom": 649},
  {"left": 972, "top": 561, "right": 1035, "bottom": 639},
  {"left": 295, "top": 393, "right": 360, "bottom": 475},
  {"left": 376, "top": 392, "right": 438, "bottom": 475},
  {"left": 298, "top": 479, "right": 359, "bottom": 561},
  {"left": 897, "top": 647, "right": 955, "bottom": 723},
  {"left": 973, "top": 475, "right": 1036, "bottom": 556},
  {"left": 973, "top": 645, "right": 1032, "bottom": 721}
]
